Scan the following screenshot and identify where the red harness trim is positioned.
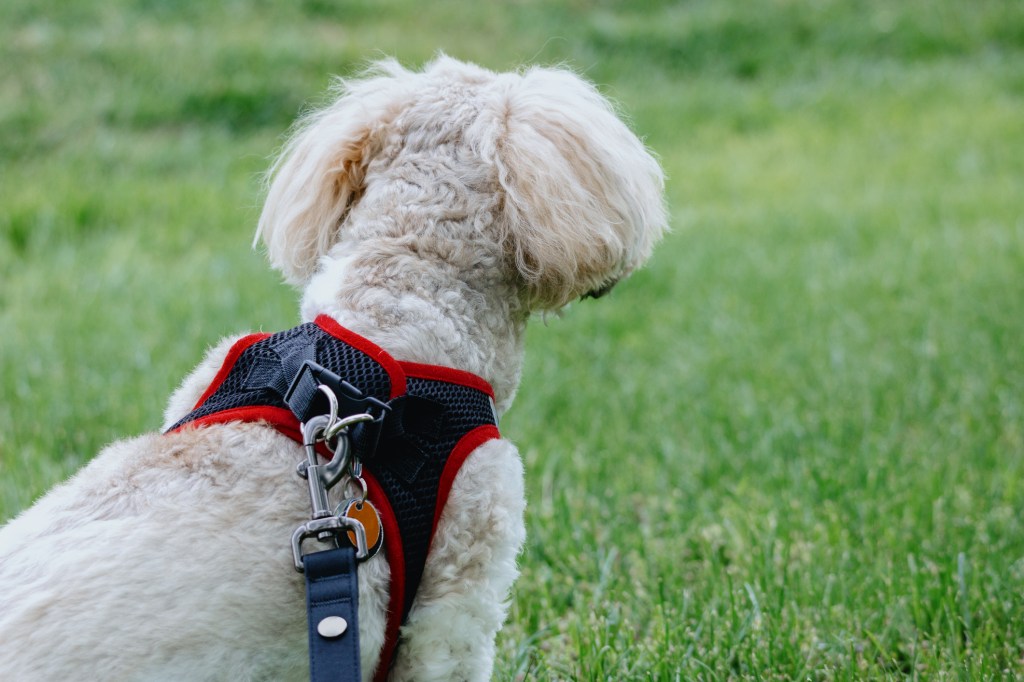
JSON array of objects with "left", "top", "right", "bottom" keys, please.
[
  {"left": 177, "top": 406, "right": 300, "bottom": 439},
  {"left": 314, "top": 315, "right": 407, "bottom": 399},
  {"left": 432, "top": 425, "right": 502, "bottom": 535},
  {"left": 399, "top": 361, "right": 496, "bottom": 399},
  {"left": 363, "top": 470, "right": 403, "bottom": 682}
]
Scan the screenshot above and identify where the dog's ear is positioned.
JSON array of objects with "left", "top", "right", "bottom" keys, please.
[
  {"left": 492, "top": 67, "right": 668, "bottom": 309},
  {"left": 256, "top": 61, "right": 413, "bottom": 285}
]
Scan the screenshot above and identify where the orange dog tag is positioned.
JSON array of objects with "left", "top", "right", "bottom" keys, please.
[{"left": 341, "top": 499, "right": 383, "bottom": 559}]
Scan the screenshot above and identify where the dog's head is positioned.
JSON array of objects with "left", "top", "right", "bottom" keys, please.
[{"left": 257, "top": 56, "right": 667, "bottom": 310}]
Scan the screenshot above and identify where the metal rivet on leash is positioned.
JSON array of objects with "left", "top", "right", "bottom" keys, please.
[{"left": 317, "top": 616, "right": 348, "bottom": 639}]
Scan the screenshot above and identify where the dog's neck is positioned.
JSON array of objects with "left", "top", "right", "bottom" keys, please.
[{"left": 300, "top": 240, "right": 528, "bottom": 416}]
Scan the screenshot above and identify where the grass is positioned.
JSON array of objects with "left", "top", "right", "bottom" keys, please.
[{"left": 2, "top": 0, "right": 1023, "bottom": 678}]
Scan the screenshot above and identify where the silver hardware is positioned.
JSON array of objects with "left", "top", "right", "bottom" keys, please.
[
  {"left": 316, "top": 384, "right": 340, "bottom": 436},
  {"left": 317, "top": 616, "right": 348, "bottom": 639},
  {"left": 349, "top": 455, "right": 363, "bottom": 480},
  {"left": 292, "top": 384, "right": 376, "bottom": 571},
  {"left": 292, "top": 515, "right": 369, "bottom": 571},
  {"left": 320, "top": 413, "right": 374, "bottom": 488},
  {"left": 301, "top": 415, "right": 336, "bottom": 522},
  {"left": 340, "top": 476, "right": 368, "bottom": 506},
  {"left": 323, "top": 412, "right": 375, "bottom": 442}
]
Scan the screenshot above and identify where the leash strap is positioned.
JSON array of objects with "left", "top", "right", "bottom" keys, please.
[{"left": 304, "top": 546, "right": 362, "bottom": 682}]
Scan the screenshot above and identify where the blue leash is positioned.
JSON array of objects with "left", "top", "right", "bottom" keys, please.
[
  {"left": 304, "top": 546, "right": 362, "bottom": 682},
  {"left": 287, "top": 362, "right": 388, "bottom": 682}
]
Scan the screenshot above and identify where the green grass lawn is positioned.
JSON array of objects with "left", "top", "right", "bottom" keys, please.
[{"left": 2, "top": 1, "right": 1023, "bottom": 679}]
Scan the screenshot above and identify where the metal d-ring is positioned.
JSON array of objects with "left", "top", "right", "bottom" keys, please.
[
  {"left": 323, "top": 412, "right": 375, "bottom": 442},
  {"left": 316, "top": 384, "right": 340, "bottom": 436},
  {"left": 343, "top": 475, "right": 368, "bottom": 505}
]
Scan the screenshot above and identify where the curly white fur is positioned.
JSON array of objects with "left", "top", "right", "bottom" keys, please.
[{"left": 0, "top": 56, "right": 665, "bottom": 680}]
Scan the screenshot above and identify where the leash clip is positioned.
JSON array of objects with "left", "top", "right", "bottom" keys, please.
[{"left": 292, "top": 385, "right": 377, "bottom": 572}]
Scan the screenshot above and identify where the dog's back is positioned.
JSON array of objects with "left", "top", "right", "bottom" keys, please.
[{"left": 0, "top": 57, "right": 666, "bottom": 681}]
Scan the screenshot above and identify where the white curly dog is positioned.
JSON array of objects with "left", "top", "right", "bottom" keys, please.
[{"left": 0, "top": 56, "right": 666, "bottom": 681}]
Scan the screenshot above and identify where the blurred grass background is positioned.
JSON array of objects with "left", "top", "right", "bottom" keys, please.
[{"left": 2, "top": 0, "right": 1023, "bottom": 678}]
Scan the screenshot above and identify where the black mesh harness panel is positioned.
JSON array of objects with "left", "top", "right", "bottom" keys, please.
[{"left": 167, "top": 316, "right": 500, "bottom": 660}]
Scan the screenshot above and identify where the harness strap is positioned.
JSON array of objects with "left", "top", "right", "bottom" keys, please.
[
  {"left": 304, "top": 546, "right": 362, "bottom": 682},
  {"left": 167, "top": 317, "right": 501, "bottom": 680}
]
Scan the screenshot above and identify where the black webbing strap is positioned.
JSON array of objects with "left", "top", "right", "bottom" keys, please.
[{"left": 304, "top": 546, "right": 362, "bottom": 682}]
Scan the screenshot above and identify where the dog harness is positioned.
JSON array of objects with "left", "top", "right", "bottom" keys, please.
[{"left": 167, "top": 315, "right": 500, "bottom": 681}]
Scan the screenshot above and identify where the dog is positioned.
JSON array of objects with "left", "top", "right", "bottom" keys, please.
[{"left": 0, "top": 56, "right": 666, "bottom": 681}]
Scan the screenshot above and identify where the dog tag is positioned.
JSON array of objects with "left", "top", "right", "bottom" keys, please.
[{"left": 341, "top": 499, "right": 383, "bottom": 559}]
